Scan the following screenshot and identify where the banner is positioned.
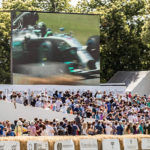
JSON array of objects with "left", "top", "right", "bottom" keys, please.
[
  {"left": 102, "top": 139, "right": 120, "bottom": 150},
  {"left": 141, "top": 138, "right": 150, "bottom": 150},
  {"left": 80, "top": 139, "right": 98, "bottom": 150},
  {"left": 123, "top": 138, "right": 138, "bottom": 150},
  {"left": 54, "top": 140, "right": 74, "bottom": 150},
  {"left": 0, "top": 141, "right": 20, "bottom": 150},
  {"left": 27, "top": 141, "right": 49, "bottom": 150}
]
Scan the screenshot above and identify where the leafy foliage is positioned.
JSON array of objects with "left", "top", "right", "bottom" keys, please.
[
  {"left": 0, "top": 0, "right": 150, "bottom": 83},
  {"left": 99, "top": 0, "right": 149, "bottom": 82},
  {"left": 141, "top": 0, "right": 150, "bottom": 46},
  {"left": 0, "top": 12, "right": 11, "bottom": 83},
  {"left": 2, "top": 0, "right": 40, "bottom": 10},
  {"left": 0, "top": 0, "right": 41, "bottom": 84},
  {"left": 75, "top": 0, "right": 150, "bottom": 82},
  {"left": 32, "top": 0, "right": 72, "bottom": 12}
]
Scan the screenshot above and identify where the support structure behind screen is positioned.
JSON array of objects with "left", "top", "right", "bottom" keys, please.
[{"left": 11, "top": 11, "right": 100, "bottom": 85}]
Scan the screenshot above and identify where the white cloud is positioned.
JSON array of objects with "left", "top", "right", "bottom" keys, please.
[
  {"left": 69, "top": 0, "right": 90, "bottom": 7},
  {"left": 69, "top": 0, "right": 80, "bottom": 7},
  {"left": 0, "top": 0, "right": 2, "bottom": 8},
  {"left": 0, "top": 0, "right": 90, "bottom": 8}
]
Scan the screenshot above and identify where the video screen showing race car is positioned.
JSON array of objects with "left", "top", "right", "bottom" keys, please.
[{"left": 11, "top": 11, "right": 100, "bottom": 85}]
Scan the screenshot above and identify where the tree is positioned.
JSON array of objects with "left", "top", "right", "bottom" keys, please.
[
  {"left": 0, "top": 0, "right": 41, "bottom": 84},
  {"left": 141, "top": 19, "right": 150, "bottom": 46},
  {"left": 0, "top": 0, "right": 72, "bottom": 84},
  {"left": 0, "top": 12, "right": 11, "bottom": 83},
  {"left": 2, "top": 0, "right": 40, "bottom": 10},
  {"left": 99, "top": 0, "right": 149, "bottom": 82},
  {"left": 32, "top": 0, "right": 72, "bottom": 12},
  {"left": 75, "top": 0, "right": 150, "bottom": 82},
  {"left": 1, "top": 0, "right": 150, "bottom": 84},
  {"left": 141, "top": 0, "right": 150, "bottom": 47}
]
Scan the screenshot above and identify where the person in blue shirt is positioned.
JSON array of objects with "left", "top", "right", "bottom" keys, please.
[
  {"left": 117, "top": 122, "right": 124, "bottom": 135},
  {"left": 95, "top": 121, "right": 103, "bottom": 134},
  {"left": 139, "top": 123, "right": 144, "bottom": 134},
  {"left": 74, "top": 106, "right": 79, "bottom": 112},
  {"left": 92, "top": 106, "right": 96, "bottom": 114},
  {"left": 70, "top": 102, "right": 74, "bottom": 111},
  {"left": 0, "top": 122, "right": 4, "bottom": 136},
  {"left": 95, "top": 112, "right": 100, "bottom": 120},
  {"left": 72, "top": 121, "right": 79, "bottom": 135},
  {"left": 6, "top": 129, "right": 15, "bottom": 136},
  {"left": 107, "top": 101, "right": 111, "bottom": 113},
  {"left": 58, "top": 92, "right": 62, "bottom": 98},
  {"left": 61, "top": 94, "right": 66, "bottom": 103}
]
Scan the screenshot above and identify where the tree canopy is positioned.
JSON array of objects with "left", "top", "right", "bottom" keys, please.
[
  {"left": 0, "top": 0, "right": 150, "bottom": 83},
  {"left": 76, "top": 0, "right": 150, "bottom": 82},
  {"left": 141, "top": 0, "right": 150, "bottom": 47}
]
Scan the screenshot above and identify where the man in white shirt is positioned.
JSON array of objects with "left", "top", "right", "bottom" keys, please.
[
  {"left": 66, "top": 98, "right": 71, "bottom": 105},
  {"left": 128, "top": 112, "right": 134, "bottom": 122},
  {"left": 96, "top": 99, "right": 102, "bottom": 106},
  {"left": 16, "top": 94, "right": 23, "bottom": 104},
  {"left": 60, "top": 104, "right": 68, "bottom": 114},
  {"left": 122, "top": 96, "right": 127, "bottom": 102},
  {"left": 35, "top": 100, "right": 42, "bottom": 107},
  {"left": 133, "top": 113, "right": 138, "bottom": 123},
  {"left": 105, "top": 123, "right": 112, "bottom": 135},
  {"left": 56, "top": 98, "right": 62, "bottom": 111},
  {"left": 45, "top": 121, "right": 54, "bottom": 136},
  {"left": 96, "top": 91, "right": 102, "bottom": 99}
]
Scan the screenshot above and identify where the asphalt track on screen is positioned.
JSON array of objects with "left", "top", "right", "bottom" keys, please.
[{"left": 38, "top": 13, "right": 100, "bottom": 45}]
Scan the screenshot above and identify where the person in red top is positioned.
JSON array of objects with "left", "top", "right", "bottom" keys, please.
[
  {"left": 128, "top": 92, "right": 132, "bottom": 99},
  {"left": 35, "top": 120, "right": 41, "bottom": 136}
]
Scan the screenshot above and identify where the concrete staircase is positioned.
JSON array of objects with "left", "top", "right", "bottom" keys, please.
[{"left": 108, "top": 71, "right": 150, "bottom": 96}]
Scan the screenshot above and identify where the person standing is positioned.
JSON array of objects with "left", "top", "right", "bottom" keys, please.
[
  {"left": 45, "top": 121, "right": 54, "bottom": 136},
  {"left": 145, "top": 121, "right": 150, "bottom": 134},
  {"left": 67, "top": 121, "right": 72, "bottom": 135},
  {"left": 72, "top": 121, "right": 79, "bottom": 136},
  {"left": 75, "top": 113, "right": 82, "bottom": 135},
  {"left": 12, "top": 94, "right": 17, "bottom": 109},
  {"left": 23, "top": 92, "right": 28, "bottom": 106},
  {"left": 95, "top": 121, "right": 103, "bottom": 134},
  {"left": 40, "top": 124, "right": 47, "bottom": 136},
  {"left": 139, "top": 122, "right": 144, "bottom": 134},
  {"left": 116, "top": 122, "right": 124, "bottom": 135},
  {"left": 28, "top": 121, "right": 37, "bottom": 136},
  {"left": 0, "top": 122, "right": 4, "bottom": 137},
  {"left": 14, "top": 121, "right": 24, "bottom": 136},
  {"left": 6, "top": 128, "right": 15, "bottom": 136},
  {"left": 105, "top": 122, "right": 112, "bottom": 135},
  {"left": 28, "top": 93, "right": 34, "bottom": 105},
  {"left": 56, "top": 98, "right": 62, "bottom": 112},
  {"left": 0, "top": 91, "right": 3, "bottom": 100}
]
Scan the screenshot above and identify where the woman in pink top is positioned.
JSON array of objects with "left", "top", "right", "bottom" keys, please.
[
  {"left": 43, "top": 101, "right": 48, "bottom": 109},
  {"left": 28, "top": 121, "right": 37, "bottom": 136}
]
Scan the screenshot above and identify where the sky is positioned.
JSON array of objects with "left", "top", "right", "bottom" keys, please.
[
  {"left": 69, "top": 0, "right": 80, "bottom": 7},
  {"left": 0, "top": 0, "right": 80, "bottom": 8},
  {"left": 0, "top": 0, "right": 2, "bottom": 8}
]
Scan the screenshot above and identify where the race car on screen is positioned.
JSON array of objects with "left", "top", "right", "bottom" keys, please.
[{"left": 12, "top": 12, "right": 100, "bottom": 79}]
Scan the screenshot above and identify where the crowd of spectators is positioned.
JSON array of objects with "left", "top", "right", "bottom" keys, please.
[
  {"left": 0, "top": 90, "right": 150, "bottom": 136},
  {"left": 0, "top": 116, "right": 150, "bottom": 137}
]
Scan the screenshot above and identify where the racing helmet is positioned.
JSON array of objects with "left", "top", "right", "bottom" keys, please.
[{"left": 37, "top": 22, "right": 47, "bottom": 37}]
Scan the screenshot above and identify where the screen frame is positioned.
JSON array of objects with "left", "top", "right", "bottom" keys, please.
[{"left": 10, "top": 10, "right": 100, "bottom": 85}]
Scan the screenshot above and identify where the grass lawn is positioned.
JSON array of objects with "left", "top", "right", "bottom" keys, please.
[{"left": 38, "top": 13, "right": 100, "bottom": 45}]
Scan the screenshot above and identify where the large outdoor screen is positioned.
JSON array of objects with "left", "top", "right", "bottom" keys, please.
[{"left": 11, "top": 11, "right": 100, "bottom": 85}]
